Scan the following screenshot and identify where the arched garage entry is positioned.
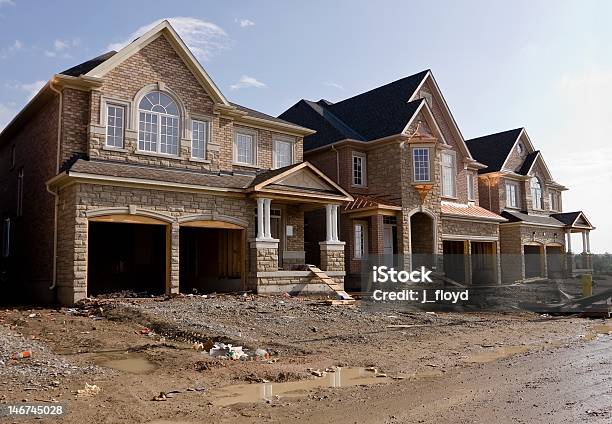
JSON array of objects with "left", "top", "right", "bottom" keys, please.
[
  {"left": 86, "top": 210, "right": 173, "bottom": 296},
  {"left": 178, "top": 216, "right": 246, "bottom": 294}
]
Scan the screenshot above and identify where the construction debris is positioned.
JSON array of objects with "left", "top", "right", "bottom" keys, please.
[
  {"left": 77, "top": 383, "right": 101, "bottom": 397},
  {"left": 209, "top": 343, "right": 248, "bottom": 360},
  {"left": 308, "top": 265, "right": 355, "bottom": 303}
]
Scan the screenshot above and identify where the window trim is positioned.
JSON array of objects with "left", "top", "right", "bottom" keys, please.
[
  {"left": 272, "top": 135, "right": 295, "bottom": 169},
  {"left": 137, "top": 91, "right": 181, "bottom": 157},
  {"left": 105, "top": 103, "right": 126, "bottom": 149},
  {"left": 441, "top": 150, "right": 457, "bottom": 198},
  {"left": 412, "top": 146, "right": 431, "bottom": 183},
  {"left": 530, "top": 177, "right": 543, "bottom": 210},
  {"left": 190, "top": 117, "right": 211, "bottom": 161},
  {"left": 351, "top": 151, "right": 367, "bottom": 187},
  {"left": 233, "top": 127, "right": 258, "bottom": 166},
  {"left": 549, "top": 191, "right": 560, "bottom": 212},
  {"left": 505, "top": 182, "right": 519, "bottom": 209},
  {"left": 353, "top": 221, "right": 368, "bottom": 260},
  {"left": 467, "top": 172, "right": 475, "bottom": 201}
]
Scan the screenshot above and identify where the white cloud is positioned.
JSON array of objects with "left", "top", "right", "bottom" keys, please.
[
  {"left": 324, "top": 81, "right": 344, "bottom": 90},
  {"left": 107, "top": 17, "right": 229, "bottom": 62},
  {"left": 229, "top": 75, "right": 266, "bottom": 90},
  {"left": 0, "top": 102, "right": 17, "bottom": 131},
  {"left": 54, "top": 39, "right": 68, "bottom": 51},
  {"left": 44, "top": 50, "right": 56, "bottom": 57},
  {"left": 17, "top": 80, "right": 46, "bottom": 100},
  {"left": 0, "top": 0, "right": 15, "bottom": 6},
  {"left": 12, "top": 39, "right": 22, "bottom": 50},
  {"left": 238, "top": 19, "right": 255, "bottom": 28},
  {"left": 544, "top": 67, "right": 612, "bottom": 253}
]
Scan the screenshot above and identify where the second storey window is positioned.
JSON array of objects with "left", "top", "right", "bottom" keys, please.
[
  {"left": 352, "top": 153, "right": 366, "bottom": 186},
  {"left": 531, "top": 177, "right": 543, "bottom": 209},
  {"left": 467, "top": 173, "right": 475, "bottom": 200},
  {"left": 106, "top": 104, "right": 125, "bottom": 148},
  {"left": 138, "top": 91, "right": 179, "bottom": 156},
  {"left": 413, "top": 148, "right": 430, "bottom": 182},
  {"left": 191, "top": 120, "right": 209, "bottom": 160},
  {"left": 235, "top": 129, "right": 256, "bottom": 165},
  {"left": 273, "top": 137, "right": 293, "bottom": 169},
  {"left": 441, "top": 152, "right": 456, "bottom": 197},
  {"left": 506, "top": 182, "right": 518, "bottom": 208},
  {"left": 550, "top": 191, "right": 560, "bottom": 211}
]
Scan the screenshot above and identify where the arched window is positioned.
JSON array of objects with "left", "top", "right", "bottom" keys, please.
[
  {"left": 530, "top": 177, "right": 543, "bottom": 209},
  {"left": 138, "top": 91, "right": 180, "bottom": 155}
]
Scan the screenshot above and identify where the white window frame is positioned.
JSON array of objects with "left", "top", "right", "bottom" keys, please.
[
  {"left": 2, "top": 218, "right": 10, "bottom": 258},
  {"left": 467, "top": 173, "right": 475, "bottom": 201},
  {"left": 506, "top": 182, "right": 519, "bottom": 208},
  {"left": 353, "top": 221, "right": 368, "bottom": 260},
  {"left": 16, "top": 168, "right": 23, "bottom": 217},
  {"left": 441, "top": 151, "right": 456, "bottom": 198},
  {"left": 272, "top": 135, "right": 295, "bottom": 169},
  {"left": 531, "top": 177, "right": 543, "bottom": 210},
  {"left": 137, "top": 91, "right": 181, "bottom": 157},
  {"left": 550, "top": 191, "right": 560, "bottom": 212},
  {"left": 352, "top": 152, "right": 367, "bottom": 187},
  {"left": 190, "top": 118, "right": 210, "bottom": 160},
  {"left": 412, "top": 147, "right": 431, "bottom": 183},
  {"left": 105, "top": 103, "right": 125, "bottom": 149},
  {"left": 234, "top": 127, "right": 257, "bottom": 166}
]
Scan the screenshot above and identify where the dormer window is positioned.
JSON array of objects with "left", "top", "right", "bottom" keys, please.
[{"left": 138, "top": 91, "right": 180, "bottom": 156}]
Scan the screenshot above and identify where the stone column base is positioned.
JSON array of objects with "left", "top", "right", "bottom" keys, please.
[{"left": 319, "top": 241, "right": 346, "bottom": 272}]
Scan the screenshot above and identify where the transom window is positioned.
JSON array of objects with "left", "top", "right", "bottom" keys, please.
[
  {"left": 441, "top": 152, "right": 456, "bottom": 197},
  {"left": 138, "top": 91, "right": 180, "bottom": 155},
  {"left": 531, "top": 177, "right": 543, "bottom": 209},
  {"left": 273, "top": 138, "right": 293, "bottom": 169},
  {"left": 191, "top": 120, "right": 209, "bottom": 160},
  {"left": 412, "top": 148, "right": 430, "bottom": 182},
  {"left": 235, "top": 129, "right": 256, "bottom": 165},
  {"left": 506, "top": 182, "right": 518, "bottom": 208},
  {"left": 106, "top": 104, "right": 125, "bottom": 148},
  {"left": 352, "top": 153, "right": 366, "bottom": 186}
]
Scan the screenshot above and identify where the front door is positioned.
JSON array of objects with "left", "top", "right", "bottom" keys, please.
[{"left": 383, "top": 224, "right": 395, "bottom": 267}]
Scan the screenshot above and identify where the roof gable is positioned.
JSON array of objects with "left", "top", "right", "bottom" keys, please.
[
  {"left": 84, "top": 20, "right": 229, "bottom": 105},
  {"left": 466, "top": 128, "right": 523, "bottom": 174}
]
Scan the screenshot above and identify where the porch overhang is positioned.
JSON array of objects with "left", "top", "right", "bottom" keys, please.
[{"left": 341, "top": 195, "right": 402, "bottom": 218}]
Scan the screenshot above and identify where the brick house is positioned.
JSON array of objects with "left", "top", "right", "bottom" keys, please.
[
  {"left": 280, "top": 70, "right": 506, "bottom": 289},
  {"left": 466, "top": 128, "right": 595, "bottom": 282},
  {"left": 0, "top": 21, "right": 353, "bottom": 305}
]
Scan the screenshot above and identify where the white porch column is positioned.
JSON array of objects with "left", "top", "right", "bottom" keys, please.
[
  {"left": 331, "top": 205, "right": 339, "bottom": 242},
  {"left": 325, "top": 204, "right": 333, "bottom": 242},
  {"left": 581, "top": 232, "right": 587, "bottom": 254},
  {"left": 586, "top": 231, "right": 591, "bottom": 253},
  {"left": 256, "top": 198, "right": 265, "bottom": 239},
  {"left": 263, "top": 198, "right": 272, "bottom": 239},
  {"left": 566, "top": 229, "right": 572, "bottom": 253}
]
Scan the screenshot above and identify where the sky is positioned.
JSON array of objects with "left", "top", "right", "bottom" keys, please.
[{"left": 0, "top": 0, "right": 610, "bottom": 252}]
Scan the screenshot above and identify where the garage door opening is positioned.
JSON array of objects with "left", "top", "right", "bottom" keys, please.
[
  {"left": 524, "top": 245, "right": 543, "bottom": 279},
  {"left": 180, "top": 227, "right": 243, "bottom": 294},
  {"left": 88, "top": 222, "right": 167, "bottom": 296},
  {"left": 471, "top": 241, "right": 496, "bottom": 285},
  {"left": 443, "top": 240, "right": 466, "bottom": 284}
]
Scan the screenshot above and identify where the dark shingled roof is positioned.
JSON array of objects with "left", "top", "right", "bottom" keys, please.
[
  {"left": 517, "top": 151, "right": 539, "bottom": 175},
  {"left": 550, "top": 212, "right": 583, "bottom": 226},
  {"left": 230, "top": 102, "right": 301, "bottom": 127},
  {"left": 60, "top": 51, "right": 117, "bottom": 77},
  {"left": 501, "top": 210, "right": 565, "bottom": 227},
  {"left": 69, "top": 159, "right": 254, "bottom": 189},
  {"left": 248, "top": 163, "right": 303, "bottom": 187},
  {"left": 465, "top": 128, "right": 523, "bottom": 174},
  {"left": 279, "top": 70, "right": 429, "bottom": 151}
]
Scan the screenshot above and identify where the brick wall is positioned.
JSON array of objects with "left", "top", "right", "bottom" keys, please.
[{"left": 0, "top": 95, "right": 59, "bottom": 302}]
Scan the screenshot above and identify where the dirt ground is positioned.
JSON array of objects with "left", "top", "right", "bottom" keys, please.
[{"left": 0, "top": 294, "right": 610, "bottom": 423}]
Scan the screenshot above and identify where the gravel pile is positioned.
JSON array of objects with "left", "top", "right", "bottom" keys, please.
[{"left": 0, "top": 325, "right": 100, "bottom": 389}]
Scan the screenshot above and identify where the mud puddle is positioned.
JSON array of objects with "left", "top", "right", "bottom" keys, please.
[
  {"left": 463, "top": 345, "right": 530, "bottom": 363},
  {"left": 210, "top": 367, "right": 393, "bottom": 406},
  {"left": 93, "top": 352, "right": 157, "bottom": 374}
]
